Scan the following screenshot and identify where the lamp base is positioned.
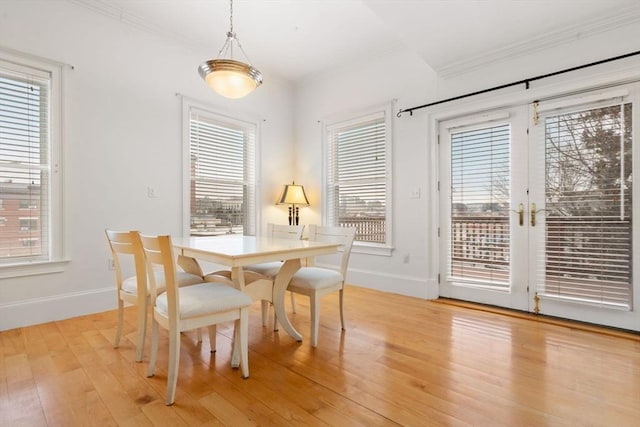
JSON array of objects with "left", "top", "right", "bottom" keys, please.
[{"left": 287, "top": 206, "right": 300, "bottom": 225}]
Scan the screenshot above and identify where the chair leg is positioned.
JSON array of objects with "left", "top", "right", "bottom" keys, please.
[
  {"left": 310, "top": 293, "right": 320, "bottom": 348},
  {"left": 208, "top": 325, "right": 217, "bottom": 353},
  {"left": 239, "top": 308, "right": 249, "bottom": 378},
  {"left": 196, "top": 328, "right": 203, "bottom": 343},
  {"left": 147, "top": 320, "right": 159, "bottom": 378},
  {"left": 231, "top": 319, "right": 240, "bottom": 368},
  {"left": 339, "top": 288, "right": 346, "bottom": 331},
  {"left": 134, "top": 299, "right": 148, "bottom": 362},
  {"left": 290, "top": 291, "right": 296, "bottom": 313},
  {"left": 165, "top": 326, "right": 181, "bottom": 405},
  {"left": 273, "top": 309, "right": 279, "bottom": 332},
  {"left": 260, "top": 300, "right": 269, "bottom": 327},
  {"left": 114, "top": 298, "right": 124, "bottom": 348}
]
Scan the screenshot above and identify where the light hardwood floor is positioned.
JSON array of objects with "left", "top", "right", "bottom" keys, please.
[{"left": 1, "top": 285, "right": 639, "bottom": 426}]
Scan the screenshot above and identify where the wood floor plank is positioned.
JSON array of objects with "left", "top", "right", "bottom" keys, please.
[{"left": 1, "top": 285, "right": 639, "bottom": 426}]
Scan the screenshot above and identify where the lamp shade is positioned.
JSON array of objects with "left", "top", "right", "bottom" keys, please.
[
  {"left": 198, "top": 59, "right": 263, "bottom": 99},
  {"left": 277, "top": 182, "right": 310, "bottom": 206}
]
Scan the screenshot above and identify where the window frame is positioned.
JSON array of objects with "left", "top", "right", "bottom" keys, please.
[
  {"left": 181, "top": 97, "right": 260, "bottom": 237},
  {"left": 322, "top": 102, "right": 394, "bottom": 256},
  {"left": 0, "top": 49, "right": 66, "bottom": 278}
]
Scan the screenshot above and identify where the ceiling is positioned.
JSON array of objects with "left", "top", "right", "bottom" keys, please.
[{"left": 70, "top": 0, "right": 640, "bottom": 82}]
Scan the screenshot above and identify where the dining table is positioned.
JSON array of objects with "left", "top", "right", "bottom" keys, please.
[{"left": 172, "top": 234, "right": 340, "bottom": 342}]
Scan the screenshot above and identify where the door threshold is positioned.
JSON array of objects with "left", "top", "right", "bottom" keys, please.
[{"left": 434, "top": 297, "right": 640, "bottom": 341}]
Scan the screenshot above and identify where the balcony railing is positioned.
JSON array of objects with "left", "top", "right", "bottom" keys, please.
[
  {"left": 451, "top": 215, "right": 509, "bottom": 266},
  {"left": 339, "top": 216, "right": 385, "bottom": 243}
]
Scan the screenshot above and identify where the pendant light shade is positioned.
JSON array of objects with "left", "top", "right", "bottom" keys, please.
[
  {"left": 198, "top": 59, "right": 262, "bottom": 99},
  {"left": 199, "top": 0, "right": 263, "bottom": 98}
]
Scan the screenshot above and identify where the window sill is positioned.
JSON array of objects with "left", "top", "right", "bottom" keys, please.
[
  {"left": 352, "top": 242, "right": 393, "bottom": 257},
  {"left": 0, "top": 259, "right": 70, "bottom": 279}
]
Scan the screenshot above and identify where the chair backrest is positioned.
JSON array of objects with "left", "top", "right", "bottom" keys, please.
[
  {"left": 307, "top": 225, "right": 356, "bottom": 278},
  {"left": 139, "top": 234, "right": 179, "bottom": 313},
  {"left": 105, "top": 229, "right": 146, "bottom": 296},
  {"left": 267, "top": 223, "right": 304, "bottom": 240}
]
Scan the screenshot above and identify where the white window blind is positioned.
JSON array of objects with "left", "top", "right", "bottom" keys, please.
[
  {"left": 188, "top": 108, "right": 256, "bottom": 236},
  {"left": 0, "top": 64, "right": 51, "bottom": 264},
  {"left": 539, "top": 103, "right": 632, "bottom": 308},
  {"left": 326, "top": 111, "right": 388, "bottom": 244},
  {"left": 449, "top": 123, "right": 511, "bottom": 288}
]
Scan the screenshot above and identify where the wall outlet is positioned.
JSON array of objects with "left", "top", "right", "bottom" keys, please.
[{"left": 107, "top": 258, "right": 115, "bottom": 270}]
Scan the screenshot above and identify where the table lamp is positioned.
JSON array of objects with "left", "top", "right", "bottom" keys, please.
[{"left": 277, "top": 181, "right": 310, "bottom": 225}]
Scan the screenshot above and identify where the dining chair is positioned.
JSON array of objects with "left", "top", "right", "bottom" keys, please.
[
  {"left": 287, "top": 225, "right": 356, "bottom": 347},
  {"left": 140, "top": 233, "right": 252, "bottom": 406},
  {"left": 183, "top": 223, "right": 304, "bottom": 328},
  {"left": 206, "top": 223, "right": 304, "bottom": 325},
  {"left": 241, "top": 223, "right": 305, "bottom": 277},
  {"left": 105, "top": 230, "right": 203, "bottom": 362}
]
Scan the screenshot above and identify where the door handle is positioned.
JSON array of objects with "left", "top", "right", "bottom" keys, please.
[
  {"left": 530, "top": 203, "right": 545, "bottom": 227},
  {"left": 531, "top": 203, "right": 536, "bottom": 227},
  {"left": 518, "top": 203, "right": 524, "bottom": 226}
]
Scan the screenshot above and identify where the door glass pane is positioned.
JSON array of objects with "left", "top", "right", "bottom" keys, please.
[
  {"left": 542, "top": 103, "right": 632, "bottom": 308},
  {"left": 450, "top": 124, "right": 511, "bottom": 288}
]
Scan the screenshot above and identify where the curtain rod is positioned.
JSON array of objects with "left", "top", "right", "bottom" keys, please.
[{"left": 396, "top": 50, "right": 640, "bottom": 118}]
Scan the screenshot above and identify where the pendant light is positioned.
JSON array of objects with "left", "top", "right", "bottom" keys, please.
[{"left": 198, "top": 0, "right": 263, "bottom": 99}]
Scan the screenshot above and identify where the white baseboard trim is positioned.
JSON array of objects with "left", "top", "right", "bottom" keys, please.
[
  {"left": 0, "top": 270, "right": 438, "bottom": 331},
  {"left": 0, "top": 286, "right": 117, "bottom": 331},
  {"left": 346, "top": 268, "right": 438, "bottom": 299}
]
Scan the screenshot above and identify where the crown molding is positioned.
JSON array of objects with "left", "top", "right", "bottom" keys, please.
[
  {"left": 436, "top": 5, "right": 640, "bottom": 78},
  {"left": 66, "top": 0, "right": 207, "bottom": 52}
]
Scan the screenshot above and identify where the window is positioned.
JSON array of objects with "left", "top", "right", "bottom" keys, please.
[
  {"left": 0, "top": 51, "right": 63, "bottom": 268},
  {"left": 324, "top": 104, "right": 392, "bottom": 252},
  {"left": 183, "top": 101, "right": 257, "bottom": 236},
  {"left": 19, "top": 217, "right": 38, "bottom": 231}
]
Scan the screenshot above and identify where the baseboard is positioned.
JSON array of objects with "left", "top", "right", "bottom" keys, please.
[
  {"left": 0, "top": 286, "right": 117, "bottom": 331},
  {"left": 345, "top": 267, "right": 438, "bottom": 299}
]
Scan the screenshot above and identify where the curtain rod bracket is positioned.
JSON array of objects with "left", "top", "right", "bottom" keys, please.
[{"left": 396, "top": 108, "right": 412, "bottom": 118}]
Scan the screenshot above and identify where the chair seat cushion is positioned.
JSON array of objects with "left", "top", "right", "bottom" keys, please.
[
  {"left": 122, "top": 271, "right": 203, "bottom": 295},
  {"left": 155, "top": 282, "right": 253, "bottom": 318},
  {"left": 289, "top": 267, "right": 343, "bottom": 290},
  {"left": 244, "top": 261, "right": 283, "bottom": 278}
]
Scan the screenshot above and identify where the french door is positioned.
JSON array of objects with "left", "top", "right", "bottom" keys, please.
[{"left": 439, "top": 84, "right": 640, "bottom": 331}]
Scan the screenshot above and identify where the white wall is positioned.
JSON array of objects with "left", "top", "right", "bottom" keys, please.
[
  {"left": 2, "top": 0, "right": 640, "bottom": 330},
  {"left": 293, "top": 25, "right": 640, "bottom": 300},
  {"left": 0, "top": 0, "right": 295, "bottom": 330}
]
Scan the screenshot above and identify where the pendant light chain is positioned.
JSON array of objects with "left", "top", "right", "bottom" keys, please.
[{"left": 229, "top": 0, "right": 234, "bottom": 35}]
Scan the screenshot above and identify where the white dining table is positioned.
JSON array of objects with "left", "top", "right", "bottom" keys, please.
[{"left": 172, "top": 234, "right": 339, "bottom": 342}]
